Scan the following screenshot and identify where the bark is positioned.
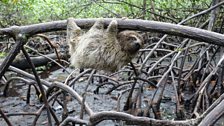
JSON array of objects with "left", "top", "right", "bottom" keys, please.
[{"left": 199, "top": 99, "right": 224, "bottom": 126}]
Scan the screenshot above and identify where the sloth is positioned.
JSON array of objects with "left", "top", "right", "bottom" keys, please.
[{"left": 67, "top": 18, "right": 143, "bottom": 72}]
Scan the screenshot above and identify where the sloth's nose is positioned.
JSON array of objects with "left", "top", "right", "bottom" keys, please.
[{"left": 134, "top": 43, "right": 141, "bottom": 50}]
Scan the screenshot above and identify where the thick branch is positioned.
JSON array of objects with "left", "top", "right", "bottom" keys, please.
[
  {"left": 10, "top": 53, "right": 66, "bottom": 69},
  {"left": 89, "top": 111, "right": 200, "bottom": 126},
  {"left": 0, "top": 35, "right": 25, "bottom": 80},
  {"left": 199, "top": 96, "right": 224, "bottom": 125},
  {"left": 1, "top": 18, "right": 224, "bottom": 46}
]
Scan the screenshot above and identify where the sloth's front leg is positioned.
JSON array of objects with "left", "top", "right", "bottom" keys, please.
[
  {"left": 88, "top": 19, "right": 104, "bottom": 32},
  {"left": 107, "top": 20, "right": 118, "bottom": 34},
  {"left": 66, "top": 18, "right": 82, "bottom": 55}
]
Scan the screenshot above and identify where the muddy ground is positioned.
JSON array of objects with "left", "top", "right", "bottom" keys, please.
[
  {"left": 0, "top": 67, "right": 176, "bottom": 126},
  {"left": 0, "top": 67, "right": 223, "bottom": 126}
]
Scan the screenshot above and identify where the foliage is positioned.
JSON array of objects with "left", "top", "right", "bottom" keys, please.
[
  {"left": 0, "top": 0, "right": 212, "bottom": 27},
  {"left": 0, "top": 52, "right": 7, "bottom": 58}
]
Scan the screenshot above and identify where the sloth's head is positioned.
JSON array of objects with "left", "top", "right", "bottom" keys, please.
[{"left": 117, "top": 30, "right": 143, "bottom": 54}]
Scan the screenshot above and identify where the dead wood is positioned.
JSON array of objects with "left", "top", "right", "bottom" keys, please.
[{"left": 10, "top": 53, "right": 66, "bottom": 69}]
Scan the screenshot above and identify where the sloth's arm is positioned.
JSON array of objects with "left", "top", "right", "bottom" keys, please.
[
  {"left": 89, "top": 19, "right": 104, "bottom": 32},
  {"left": 106, "top": 20, "right": 118, "bottom": 34},
  {"left": 67, "top": 18, "right": 81, "bottom": 54},
  {"left": 67, "top": 18, "right": 81, "bottom": 41}
]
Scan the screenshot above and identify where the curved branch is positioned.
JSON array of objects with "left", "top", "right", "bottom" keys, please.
[
  {"left": 50, "top": 82, "right": 94, "bottom": 116},
  {"left": 1, "top": 18, "right": 224, "bottom": 46},
  {"left": 89, "top": 111, "right": 201, "bottom": 126}
]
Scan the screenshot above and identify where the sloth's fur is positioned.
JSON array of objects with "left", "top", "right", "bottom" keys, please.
[{"left": 67, "top": 18, "right": 143, "bottom": 72}]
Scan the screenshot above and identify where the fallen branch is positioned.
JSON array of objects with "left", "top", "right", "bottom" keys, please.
[
  {"left": 10, "top": 53, "right": 66, "bottom": 69},
  {"left": 89, "top": 111, "right": 201, "bottom": 126}
]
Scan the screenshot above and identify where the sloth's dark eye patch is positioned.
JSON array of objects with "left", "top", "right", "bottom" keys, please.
[{"left": 128, "top": 36, "right": 136, "bottom": 41}]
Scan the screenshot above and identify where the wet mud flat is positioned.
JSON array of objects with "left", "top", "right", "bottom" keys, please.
[
  {"left": 0, "top": 68, "right": 179, "bottom": 126},
  {"left": 0, "top": 64, "right": 224, "bottom": 126}
]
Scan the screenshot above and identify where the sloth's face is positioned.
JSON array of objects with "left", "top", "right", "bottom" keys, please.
[{"left": 117, "top": 31, "right": 143, "bottom": 54}]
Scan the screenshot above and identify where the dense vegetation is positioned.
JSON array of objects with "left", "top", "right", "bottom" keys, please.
[{"left": 0, "top": 0, "right": 211, "bottom": 26}]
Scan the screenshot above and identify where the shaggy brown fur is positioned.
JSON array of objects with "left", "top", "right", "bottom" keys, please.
[{"left": 67, "top": 18, "right": 143, "bottom": 72}]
